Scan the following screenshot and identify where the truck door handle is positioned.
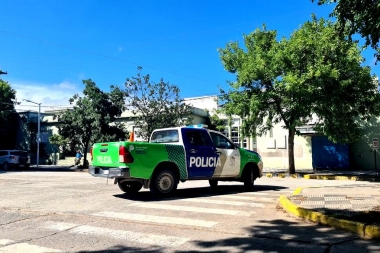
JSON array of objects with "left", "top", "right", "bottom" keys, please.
[
  {"left": 215, "top": 151, "right": 221, "bottom": 155},
  {"left": 189, "top": 149, "right": 198, "bottom": 153}
]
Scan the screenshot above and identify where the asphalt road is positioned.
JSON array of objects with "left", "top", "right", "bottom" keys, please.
[{"left": 0, "top": 171, "right": 379, "bottom": 253}]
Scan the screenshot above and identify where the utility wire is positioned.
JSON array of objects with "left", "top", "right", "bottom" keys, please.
[{"left": 0, "top": 29, "right": 221, "bottom": 85}]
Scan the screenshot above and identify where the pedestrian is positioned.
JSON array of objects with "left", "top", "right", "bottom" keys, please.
[{"left": 74, "top": 150, "right": 82, "bottom": 166}]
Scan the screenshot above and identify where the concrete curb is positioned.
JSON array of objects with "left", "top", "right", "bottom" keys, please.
[
  {"left": 264, "top": 173, "right": 380, "bottom": 182},
  {"left": 264, "top": 173, "right": 300, "bottom": 178},
  {"left": 303, "top": 174, "right": 358, "bottom": 181},
  {"left": 279, "top": 188, "right": 380, "bottom": 239}
]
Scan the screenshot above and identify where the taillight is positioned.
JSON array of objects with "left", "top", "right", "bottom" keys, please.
[
  {"left": 90, "top": 147, "right": 93, "bottom": 161},
  {"left": 119, "top": 146, "right": 134, "bottom": 163}
]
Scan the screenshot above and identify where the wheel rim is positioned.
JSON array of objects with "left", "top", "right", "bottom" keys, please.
[{"left": 158, "top": 173, "right": 174, "bottom": 193}]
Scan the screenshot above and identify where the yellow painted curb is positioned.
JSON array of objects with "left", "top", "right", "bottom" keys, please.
[
  {"left": 279, "top": 195, "right": 366, "bottom": 237},
  {"left": 293, "top": 187, "right": 303, "bottom": 195},
  {"left": 264, "top": 173, "right": 299, "bottom": 178},
  {"left": 365, "top": 225, "right": 380, "bottom": 239},
  {"left": 302, "top": 175, "right": 358, "bottom": 181}
]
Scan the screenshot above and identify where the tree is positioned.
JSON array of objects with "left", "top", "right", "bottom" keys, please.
[
  {"left": 49, "top": 134, "right": 69, "bottom": 153},
  {"left": 56, "top": 79, "right": 128, "bottom": 166},
  {"left": 0, "top": 79, "right": 18, "bottom": 149},
  {"left": 315, "top": 0, "right": 380, "bottom": 61},
  {"left": 205, "top": 109, "right": 230, "bottom": 134},
  {"left": 218, "top": 17, "right": 379, "bottom": 174},
  {"left": 124, "top": 67, "right": 193, "bottom": 140}
]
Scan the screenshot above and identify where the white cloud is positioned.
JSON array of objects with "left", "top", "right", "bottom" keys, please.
[
  {"left": 13, "top": 80, "right": 81, "bottom": 113},
  {"left": 55, "top": 80, "right": 77, "bottom": 90},
  {"left": 78, "top": 73, "right": 86, "bottom": 80}
]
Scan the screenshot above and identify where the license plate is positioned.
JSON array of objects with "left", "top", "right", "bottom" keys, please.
[{"left": 103, "top": 170, "right": 109, "bottom": 175}]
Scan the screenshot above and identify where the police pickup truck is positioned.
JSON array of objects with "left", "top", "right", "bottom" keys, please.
[{"left": 89, "top": 126, "right": 263, "bottom": 195}]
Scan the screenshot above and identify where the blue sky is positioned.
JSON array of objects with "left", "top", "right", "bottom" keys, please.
[{"left": 0, "top": 0, "right": 378, "bottom": 112}]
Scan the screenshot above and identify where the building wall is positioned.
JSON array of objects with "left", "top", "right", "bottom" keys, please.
[
  {"left": 349, "top": 117, "right": 380, "bottom": 170},
  {"left": 184, "top": 96, "right": 218, "bottom": 113},
  {"left": 256, "top": 122, "right": 313, "bottom": 170}
]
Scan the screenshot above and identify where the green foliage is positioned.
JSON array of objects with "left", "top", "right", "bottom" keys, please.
[
  {"left": 206, "top": 111, "right": 229, "bottom": 133},
  {"left": 316, "top": 0, "right": 380, "bottom": 60},
  {"left": 0, "top": 79, "right": 18, "bottom": 149},
  {"left": 49, "top": 134, "right": 69, "bottom": 153},
  {"left": 124, "top": 67, "right": 194, "bottom": 140},
  {"left": 218, "top": 17, "right": 379, "bottom": 173},
  {"left": 56, "top": 79, "right": 128, "bottom": 164}
]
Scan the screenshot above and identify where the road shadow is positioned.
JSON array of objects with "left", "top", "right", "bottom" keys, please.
[
  {"left": 181, "top": 219, "right": 379, "bottom": 252},
  {"left": 113, "top": 184, "right": 288, "bottom": 202},
  {"left": 75, "top": 218, "right": 379, "bottom": 253}
]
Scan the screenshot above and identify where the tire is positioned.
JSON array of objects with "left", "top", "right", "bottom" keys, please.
[
  {"left": 150, "top": 169, "right": 178, "bottom": 195},
  {"left": 24, "top": 164, "right": 30, "bottom": 169},
  {"left": 118, "top": 181, "right": 143, "bottom": 194},
  {"left": 243, "top": 167, "right": 255, "bottom": 190},
  {"left": 209, "top": 180, "right": 218, "bottom": 188},
  {"left": 3, "top": 162, "right": 9, "bottom": 171}
]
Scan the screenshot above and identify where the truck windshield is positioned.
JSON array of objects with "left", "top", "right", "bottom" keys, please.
[{"left": 150, "top": 130, "right": 179, "bottom": 143}]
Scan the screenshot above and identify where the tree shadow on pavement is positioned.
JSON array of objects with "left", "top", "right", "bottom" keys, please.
[
  {"left": 183, "top": 219, "right": 379, "bottom": 253},
  {"left": 75, "top": 219, "right": 379, "bottom": 253}
]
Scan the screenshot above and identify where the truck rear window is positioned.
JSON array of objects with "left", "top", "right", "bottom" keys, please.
[{"left": 150, "top": 130, "right": 179, "bottom": 143}]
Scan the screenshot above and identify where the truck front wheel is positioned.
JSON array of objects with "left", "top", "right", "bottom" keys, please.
[
  {"left": 243, "top": 167, "right": 255, "bottom": 190},
  {"left": 118, "top": 181, "right": 142, "bottom": 194},
  {"left": 150, "top": 170, "right": 178, "bottom": 195}
]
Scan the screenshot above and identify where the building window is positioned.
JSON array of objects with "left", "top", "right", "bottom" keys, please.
[
  {"left": 232, "top": 118, "right": 240, "bottom": 127},
  {"left": 231, "top": 127, "right": 240, "bottom": 147},
  {"left": 242, "top": 138, "right": 247, "bottom": 148}
]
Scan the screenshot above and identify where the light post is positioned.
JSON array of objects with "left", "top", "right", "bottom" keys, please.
[{"left": 23, "top": 99, "right": 41, "bottom": 168}]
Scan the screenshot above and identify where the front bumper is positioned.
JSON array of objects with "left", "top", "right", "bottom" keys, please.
[
  {"left": 89, "top": 166, "right": 131, "bottom": 178},
  {"left": 258, "top": 161, "right": 264, "bottom": 177}
]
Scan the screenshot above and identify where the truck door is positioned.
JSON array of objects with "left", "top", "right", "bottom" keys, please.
[
  {"left": 209, "top": 131, "right": 241, "bottom": 177},
  {"left": 182, "top": 128, "right": 218, "bottom": 178}
]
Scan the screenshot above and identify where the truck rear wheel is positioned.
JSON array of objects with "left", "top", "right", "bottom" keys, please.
[
  {"left": 3, "top": 162, "right": 9, "bottom": 171},
  {"left": 209, "top": 180, "right": 218, "bottom": 188},
  {"left": 243, "top": 167, "right": 255, "bottom": 190},
  {"left": 150, "top": 169, "right": 178, "bottom": 195},
  {"left": 118, "top": 181, "right": 142, "bottom": 194}
]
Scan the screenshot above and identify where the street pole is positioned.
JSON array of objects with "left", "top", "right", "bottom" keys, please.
[
  {"left": 37, "top": 103, "right": 40, "bottom": 168},
  {"left": 23, "top": 99, "right": 41, "bottom": 168}
]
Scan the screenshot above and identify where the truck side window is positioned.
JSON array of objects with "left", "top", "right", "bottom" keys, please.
[
  {"left": 210, "top": 132, "right": 234, "bottom": 149},
  {"left": 185, "top": 130, "right": 210, "bottom": 146},
  {"left": 150, "top": 130, "right": 179, "bottom": 143}
]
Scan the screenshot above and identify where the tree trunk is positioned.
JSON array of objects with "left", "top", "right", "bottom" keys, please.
[
  {"left": 83, "top": 140, "right": 89, "bottom": 168},
  {"left": 288, "top": 128, "right": 296, "bottom": 174}
]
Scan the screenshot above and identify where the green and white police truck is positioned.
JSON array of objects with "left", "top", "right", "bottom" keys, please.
[{"left": 89, "top": 126, "right": 263, "bottom": 195}]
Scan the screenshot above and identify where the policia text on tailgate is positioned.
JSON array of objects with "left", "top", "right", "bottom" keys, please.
[{"left": 89, "top": 126, "right": 263, "bottom": 195}]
